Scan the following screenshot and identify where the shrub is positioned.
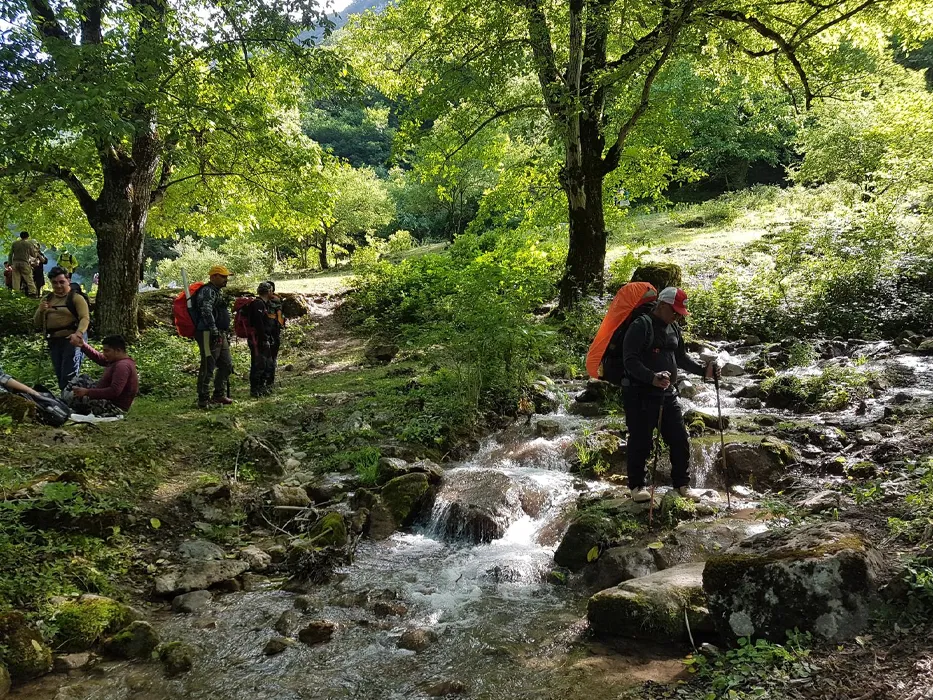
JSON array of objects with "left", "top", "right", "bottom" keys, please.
[
  {"left": 0, "top": 290, "right": 41, "bottom": 337},
  {"left": 386, "top": 230, "right": 417, "bottom": 253},
  {"left": 760, "top": 366, "right": 874, "bottom": 412}
]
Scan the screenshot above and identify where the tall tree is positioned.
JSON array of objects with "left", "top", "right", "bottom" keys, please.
[
  {"left": 0, "top": 0, "right": 337, "bottom": 336},
  {"left": 351, "top": 0, "right": 919, "bottom": 306}
]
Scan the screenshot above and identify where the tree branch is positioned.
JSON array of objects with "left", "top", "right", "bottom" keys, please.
[
  {"left": 522, "top": 0, "right": 565, "bottom": 120},
  {"left": 443, "top": 104, "right": 543, "bottom": 161},
  {"left": 78, "top": 0, "right": 104, "bottom": 45},
  {"left": 26, "top": 0, "right": 70, "bottom": 43}
]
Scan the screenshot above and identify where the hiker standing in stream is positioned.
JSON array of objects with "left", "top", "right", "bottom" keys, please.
[
  {"left": 620, "top": 287, "right": 720, "bottom": 504},
  {"left": 244, "top": 281, "right": 277, "bottom": 398},
  {"left": 8, "top": 231, "right": 39, "bottom": 297},
  {"left": 35, "top": 267, "right": 91, "bottom": 391},
  {"left": 194, "top": 265, "right": 234, "bottom": 409}
]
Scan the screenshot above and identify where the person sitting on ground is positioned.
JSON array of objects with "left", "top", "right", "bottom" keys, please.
[
  {"left": 194, "top": 265, "right": 234, "bottom": 409},
  {"left": 621, "top": 286, "right": 720, "bottom": 504},
  {"left": 35, "top": 267, "right": 91, "bottom": 391},
  {"left": 66, "top": 334, "right": 138, "bottom": 416},
  {"left": 246, "top": 281, "right": 278, "bottom": 397},
  {"left": 8, "top": 231, "right": 39, "bottom": 297}
]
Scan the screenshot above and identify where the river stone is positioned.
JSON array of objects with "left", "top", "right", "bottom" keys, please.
[
  {"left": 703, "top": 522, "right": 882, "bottom": 642},
  {"left": 424, "top": 680, "right": 468, "bottom": 696},
  {"left": 0, "top": 612, "right": 53, "bottom": 681},
  {"left": 271, "top": 484, "right": 311, "bottom": 508},
  {"left": 381, "top": 473, "right": 431, "bottom": 524},
  {"left": 677, "top": 380, "right": 698, "bottom": 400},
  {"left": 240, "top": 436, "right": 285, "bottom": 476},
  {"left": 651, "top": 520, "right": 759, "bottom": 571},
  {"left": 718, "top": 437, "right": 796, "bottom": 490},
  {"left": 154, "top": 560, "right": 249, "bottom": 596},
  {"left": 684, "top": 408, "right": 728, "bottom": 431},
  {"left": 585, "top": 545, "right": 658, "bottom": 591},
  {"left": 587, "top": 562, "right": 712, "bottom": 643},
  {"left": 916, "top": 338, "right": 933, "bottom": 353},
  {"left": 51, "top": 595, "right": 136, "bottom": 652},
  {"left": 274, "top": 610, "right": 301, "bottom": 636},
  {"left": 554, "top": 512, "right": 616, "bottom": 572},
  {"left": 298, "top": 621, "right": 336, "bottom": 646},
  {"left": 535, "top": 418, "right": 562, "bottom": 438},
  {"left": 366, "top": 498, "right": 398, "bottom": 541},
  {"left": 177, "top": 539, "right": 225, "bottom": 561},
  {"left": 263, "top": 636, "right": 296, "bottom": 655},
  {"left": 430, "top": 469, "right": 531, "bottom": 544},
  {"left": 305, "top": 473, "right": 357, "bottom": 503},
  {"left": 53, "top": 652, "right": 91, "bottom": 672},
  {"left": 799, "top": 490, "right": 841, "bottom": 514},
  {"left": 103, "top": 621, "right": 160, "bottom": 660},
  {"left": 398, "top": 627, "right": 438, "bottom": 652},
  {"left": 720, "top": 362, "right": 745, "bottom": 377},
  {"left": 159, "top": 641, "right": 194, "bottom": 676},
  {"left": 240, "top": 545, "right": 272, "bottom": 572},
  {"left": 365, "top": 342, "right": 399, "bottom": 364},
  {"left": 172, "top": 590, "right": 212, "bottom": 614},
  {"left": 568, "top": 401, "right": 604, "bottom": 418}
]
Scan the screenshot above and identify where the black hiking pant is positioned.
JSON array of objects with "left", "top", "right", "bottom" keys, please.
[
  {"left": 247, "top": 337, "right": 273, "bottom": 395},
  {"left": 195, "top": 331, "right": 232, "bottom": 402},
  {"left": 623, "top": 387, "right": 691, "bottom": 489}
]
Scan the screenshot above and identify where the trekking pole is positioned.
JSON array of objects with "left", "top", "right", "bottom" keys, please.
[
  {"left": 713, "top": 371, "right": 732, "bottom": 510},
  {"left": 647, "top": 402, "right": 664, "bottom": 529}
]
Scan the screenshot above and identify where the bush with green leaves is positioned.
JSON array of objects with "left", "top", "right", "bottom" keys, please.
[
  {"left": 887, "top": 458, "right": 933, "bottom": 543},
  {"left": 154, "top": 236, "right": 268, "bottom": 287},
  {"left": 0, "top": 289, "right": 41, "bottom": 337},
  {"left": 760, "top": 366, "right": 874, "bottom": 412}
]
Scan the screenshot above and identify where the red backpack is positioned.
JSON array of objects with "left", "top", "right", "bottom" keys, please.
[
  {"left": 173, "top": 282, "right": 205, "bottom": 338},
  {"left": 586, "top": 282, "right": 658, "bottom": 380},
  {"left": 233, "top": 297, "right": 253, "bottom": 339}
]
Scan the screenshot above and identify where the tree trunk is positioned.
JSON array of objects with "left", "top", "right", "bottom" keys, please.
[
  {"left": 319, "top": 234, "right": 329, "bottom": 270},
  {"left": 558, "top": 172, "right": 607, "bottom": 307}
]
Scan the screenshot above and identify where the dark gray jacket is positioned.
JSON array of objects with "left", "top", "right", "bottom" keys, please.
[{"left": 622, "top": 312, "right": 705, "bottom": 393}]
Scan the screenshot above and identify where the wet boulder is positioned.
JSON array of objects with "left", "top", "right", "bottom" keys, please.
[
  {"left": 376, "top": 458, "right": 443, "bottom": 486},
  {"left": 366, "top": 473, "right": 432, "bottom": 541},
  {"left": 585, "top": 545, "right": 658, "bottom": 591},
  {"left": 305, "top": 473, "right": 357, "bottom": 503},
  {"left": 535, "top": 418, "right": 562, "bottom": 439},
  {"left": 154, "top": 559, "right": 249, "bottom": 596},
  {"left": 398, "top": 627, "right": 438, "bottom": 652},
  {"left": 718, "top": 437, "right": 797, "bottom": 490},
  {"left": 720, "top": 362, "right": 745, "bottom": 378},
  {"left": 684, "top": 408, "right": 728, "bottom": 432},
  {"left": 177, "top": 540, "right": 225, "bottom": 561},
  {"left": 554, "top": 511, "right": 617, "bottom": 572},
  {"left": 587, "top": 562, "right": 712, "bottom": 643},
  {"left": 0, "top": 612, "right": 53, "bottom": 681},
  {"left": 51, "top": 595, "right": 136, "bottom": 652},
  {"left": 172, "top": 590, "right": 212, "bottom": 614},
  {"left": 239, "top": 545, "right": 272, "bottom": 572},
  {"left": 159, "top": 641, "right": 194, "bottom": 676},
  {"left": 305, "top": 512, "right": 349, "bottom": 548},
  {"left": 429, "top": 469, "right": 540, "bottom": 544},
  {"left": 651, "top": 520, "right": 758, "bottom": 571},
  {"left": 271, "top": 484, "right": 312, "bottom": 508},
  {"left": 703, "top": 522, "right": 882, "bottom": 642},
  {"left": 102, "top": 621, "right": 160, "bottom": 660},
  {"left": 298, "top": 621, "right": 336, "bottom": 646}
]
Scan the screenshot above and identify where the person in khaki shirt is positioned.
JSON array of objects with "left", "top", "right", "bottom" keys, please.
[
  {"left": 7, "top": 231, "right": 39, "bottom": 297},
  {"left": 35, "top": 267, "right": 90, "bottom": 391}
]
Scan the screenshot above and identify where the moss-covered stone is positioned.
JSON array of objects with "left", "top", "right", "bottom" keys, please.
[
  {"left": 306, "top": 512, "right": 348, "bottom": 548},
  {"left": 587, "top": 562, "right": 712, "bottom": 642},
  {"left": 659, "top": 492, "right": 698, "bottom": 526},
  {"left": 159, "top": 641, "right": 194, "bottom": 676},
  {"left": 380, "top": 472, "right": 431, "bottom": 525},
  {"left": 631, "top": 263, "right": 683, "bottom": 291},
  {"left": 554, "top": 512, "right": 615, "bottom": 572},
  {"left": 102, "top": 621, "right": 160, "bottom": 660},
  {"left": 0, "top": 612, "right": 53, "bottom": 682},
  {"left": 703, "top": 522, "right": 882, "bottom": 642},
  {"left": 51, "top": 595, "right": 134, "bottom": 652}
]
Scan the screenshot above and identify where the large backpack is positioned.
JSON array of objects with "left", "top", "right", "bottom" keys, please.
[
  {"left": 172, "top": 282, "right": 206, "bottom": 338},
  {"left": 586, "top": 282, "right": 658, "bottom": 382},
  {"left": 232, "top": 297, "right": 253, "bottom": 339}
]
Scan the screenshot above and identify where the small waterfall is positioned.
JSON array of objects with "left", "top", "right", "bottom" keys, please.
[{"left": 692, "top": 442, "right": 721, "bottom": 488}]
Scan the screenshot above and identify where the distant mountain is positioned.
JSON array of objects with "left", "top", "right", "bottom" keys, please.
[{"left": 329, "top": 0, "right": 390, "bottom": 30}]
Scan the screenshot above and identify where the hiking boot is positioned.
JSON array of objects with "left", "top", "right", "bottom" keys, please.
[
  {"left": 210, "top": 396, "right": 234, "bottom": 406},
  {"left": 630, "top": 488, "right": 651, "bottom": 503},
  {"left": 197, "top": 400, "right": 212, "bottom": 410},
  {"left": 676, "top": 486, "right": 702, "bottom": 502}
]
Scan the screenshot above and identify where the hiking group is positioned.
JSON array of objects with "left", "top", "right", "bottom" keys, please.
[
  {"left": 587, "top": 283, "right": 721, "bottom": 504},
  {"left": 172, "top": 265, "right": 284, "bottom": 409}
]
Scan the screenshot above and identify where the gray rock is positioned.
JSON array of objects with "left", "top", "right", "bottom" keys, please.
[
  {"left": 274, "top": 610, "right": 301, "bottom": 636},
  {"left": 554, "top": 512, "right": 614, "bottom": 572},
  {"left": 684, "top": 408, "right": 728, "bottom": 431},
  {"left": 718, "top": 438, "right": 797, "bottom": 490},
  {"left": 534, "top": 418, "right": 562, "bottom": 438},
  {"left": 568, "top": 401, "right": 605, "bottom": 418},
  {"left": 799, "top": 490, "right": 841, "bottom": 513},
  {"left": 703, "top": 522, "right": 882, "bottom": 642},
  {"left": 398, "top": 627, "right": 438, "bottom": 652},
  {"left": 677, "top": 380, "right": 698, "bottom": 400},
  {"left": 158, "top": 642, "right": 194, "bottom": 676},
  {"left": 365, "top": 498, "right": 398, "bottom": 541},
  {"left": 651, "top": 520, "right": 759, "bottom": 571},
  {"left": 298, "top": 621, "right": 336, "bottom": 646},
  {"left": 240, "top": 545, "right": 272, "bottom": 572},
  {"left": 424, "top": 680, "right": 468, "bottom": 696},
  {"left": 587, "top": 563, "right": 712, "bottom": 642},
  {"left": 271, "top": 484, "right": 312, "bottom": 508},
  {"left": 917, "top": 338, "right": 933, "bottom": 353},
  {"left": 305, "top": 473, "right": 357, "bottom": 503},
  {"left": 263, "top": 636, "right": 295, "bottom": 656},
  {"left": 154, "top": 560, "right": 249, "bottom": 596},
  {"left": 294, "top": 595, "right": 315, "bottom": 612},
  {"left": 241, "top": 436, "right": 285, "bottom": 476},
  {"left": 177, "top": 540, "right": 225, "bottom": 562},
  {"left": 365, "top": 342, "right": 399, "bottom": 364},
  {"left": 586, "top": 545, "right": 658, "bottom": 591},
  {"left": 171, "top": 590, "right": 212, "bottom": 614},
  {"left": 52, "top": 652, "right": 91, "bottom": 672},
  {"left": 856, "top": 430, "right": 883, "bottom": 446},
  {"left": 720, "top": 362, "right": 745, "bottom": 377},
  {"left": 103, "top": 621, "right": 160, "bottom": 660}
]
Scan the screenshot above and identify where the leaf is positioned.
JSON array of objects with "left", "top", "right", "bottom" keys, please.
[
  {"left": 647, "top": 541, "right": 665, "bottom": 550},
  {"left": 149, "top": 518, "right": 161, "bottom": 529},
  {"left": 31, "top": 639, "right": 43, "bottom": 652},
  {"left": 586, "top": 546, "right": 600, "bottom": 562}
]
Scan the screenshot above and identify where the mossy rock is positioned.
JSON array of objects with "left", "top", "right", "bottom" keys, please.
[
  {"left": 159, "top": 641, "right": 194, "bottom": 676},
  {"left": 631, "top": 263, "right": 683, "bottom": 291},
  {"left": 51, "top": 595, "right": 135, "bottom": 652},
  {"left": 306, "top": 512, "right": 348, "bottom": 548},
  {"left": 587, "top": 562, "right": 712, "bottom": 642},
  {"left": 380, "top": 472, "right": 431, "bottom": 526},
  {"left": 554, "top": 511, "right": 615, "bottom": 572},
  {"left": 102, "top": 621, "right": 160, "bottom": 660},
  {"left": 0, "top": 611, "right": 53, "bottom": 681},
  {"left": 659, "top": 492, "right": 698, "bottom": 526}
]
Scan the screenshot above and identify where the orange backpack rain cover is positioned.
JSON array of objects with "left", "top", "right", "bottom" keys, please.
[{"left": 585, "top": 282, "right": 658, "bottom": 379}]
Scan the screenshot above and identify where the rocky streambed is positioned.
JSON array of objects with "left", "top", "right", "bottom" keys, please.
[{"left": 8, "top": 337, "right": 933, "bottom": 699}]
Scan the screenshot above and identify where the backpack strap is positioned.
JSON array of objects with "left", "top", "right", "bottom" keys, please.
[{"left": 45, "top": 291, "right": 80, "bottom": 335}]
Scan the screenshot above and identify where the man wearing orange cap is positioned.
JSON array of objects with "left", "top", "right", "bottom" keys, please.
[
  {"left": 622, "top": 286, "right": 720, "bottom": 504},
  {"left": 193, "top": 265, "right": 234, "bottom": 409}
]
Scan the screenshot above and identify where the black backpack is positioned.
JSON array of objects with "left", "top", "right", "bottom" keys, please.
[{"left": 599, "top": 304, "right": 656, "bottom": 385}]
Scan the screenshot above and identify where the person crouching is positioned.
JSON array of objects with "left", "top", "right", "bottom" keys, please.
[{"left": 65, "top": 335, "right": 139, "bottom": 416}]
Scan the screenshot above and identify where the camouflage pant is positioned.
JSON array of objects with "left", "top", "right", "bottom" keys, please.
[{"left": 63, "top": 375, "right": 125, "bottom": 418}]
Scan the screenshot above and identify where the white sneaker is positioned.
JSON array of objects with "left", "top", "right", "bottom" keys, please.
[
  {"left": 631, "top": 488, "right": 651, "bottom": 503},
  {"left": 676, "top": 486, "right": 701, "bottom": 502}
]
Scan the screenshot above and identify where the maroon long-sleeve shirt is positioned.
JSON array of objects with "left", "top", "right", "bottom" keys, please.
[{"left": 81, "top": 346, "right": 139, "bottom": 411}]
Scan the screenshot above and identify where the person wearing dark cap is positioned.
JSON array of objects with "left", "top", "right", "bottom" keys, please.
[
  {"left": 246, "top": 281, "right": 278, "bottom": 397},
  {"left": 622, "top": 286, "right": 720, "bottom": 504}
]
